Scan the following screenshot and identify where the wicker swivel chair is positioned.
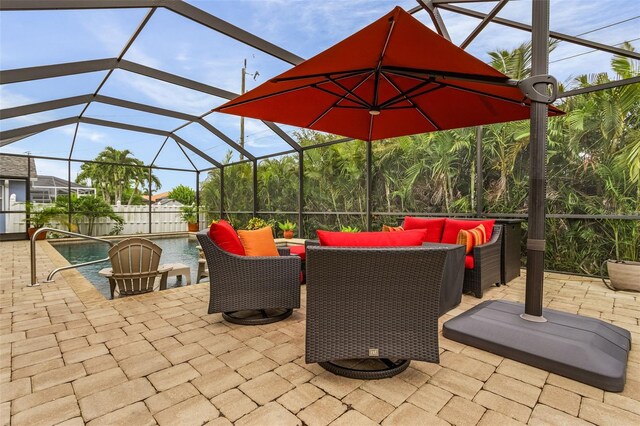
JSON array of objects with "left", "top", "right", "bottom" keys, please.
[
  {"left": 305, "top": 245, "right": 447, "bottom": 379},
  {"left": 197, "top": 230, "right": 301, "bottom": 325},
  {"left": 104, "top": 237, "right": 171, "bottom": 299}
]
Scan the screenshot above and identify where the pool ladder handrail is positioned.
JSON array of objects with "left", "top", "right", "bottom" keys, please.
[{"left": 30, "top": 227, "right": 115, "bottom": 287}]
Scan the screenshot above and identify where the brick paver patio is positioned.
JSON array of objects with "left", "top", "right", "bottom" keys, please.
[{"left": 1, "top": 239, "right": 639, "bottom": 425}]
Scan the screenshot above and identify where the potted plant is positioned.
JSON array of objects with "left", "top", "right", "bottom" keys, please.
[
  {"left": 245, "top": 217, "right": 275, "bottom": 230},
  {"left": 278, "top": 220, "right": 297, "bottom": 239},
  {"left": 25, "top": 202, "right": 61, "bottom": 240},
  {"left": 602, "top": 219, "right": 640, "bottom": 292},
  {"left": 340, "top": 225, "right": 361, "bottom": 233},
  {"left": 180, "top": 203, "right": 200, "bottom": 232}
]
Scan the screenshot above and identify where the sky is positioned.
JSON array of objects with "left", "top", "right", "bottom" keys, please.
[{"left": 0, "top": 0, "right": 638, "bottom": 191}]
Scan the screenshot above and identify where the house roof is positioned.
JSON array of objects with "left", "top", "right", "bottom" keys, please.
[
  {"left": 0, "top": 155, "right": 37, "bottom": 179},
  {"left": 31, "top": 175, "right": 93, "bottom": 190},
  {"left": 142, "top": 192, "right": 171, "bottom": 202}
]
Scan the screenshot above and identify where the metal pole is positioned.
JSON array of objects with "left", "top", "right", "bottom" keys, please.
[
  {"left": 366, "top": 140, "right": 372, "bottom": 231},
  {"left": 196, "top": 171, "right": 200, "bottom": 228},
  {"left": 67, "top": 160, "right": 72, "bottom": 230},
  {"left": 252, "top": 159, "right": 258, "bottom": 216},
  {"left": 220, "top": 166, "right": 225, "bottom": 219},
  {"left": 26, "top": 154, "right": 31, "bottom": 235},
  {"left": 298, "top": 151, "right": 304, "bottom": 238},
  {"left": 523, "top": 0, "right": 550, "bottom": 319},
  {"left": 240, "top": 59, "right": 246, "bottom": 159},
  {"left": 148, "top": 167, "right": 153, "bottom": 234},
  {"left": 475, "top": 126, "right": 483, "bottom": 217}
]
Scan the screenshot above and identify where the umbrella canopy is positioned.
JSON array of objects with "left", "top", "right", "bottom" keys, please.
[{"left": 215, "top": 6, "right": 562, "bottom": 141}]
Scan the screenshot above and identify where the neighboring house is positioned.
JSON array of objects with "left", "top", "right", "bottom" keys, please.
[
  {"left": 141, "top": 191, "right": 182, "bottom": 206},
  {"left": 0, "top": 154, "right": 95, "bottom": 235},
  {"left": 30, "top": 175, "right": 96, "bottom": 203},
  {"left": 0, "top": 155, "right": 36, "bottom": 234}
]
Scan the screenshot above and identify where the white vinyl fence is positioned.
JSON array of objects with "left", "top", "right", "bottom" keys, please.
[{"left": 4, "top": 199, "right": 192, "bottom": 236}]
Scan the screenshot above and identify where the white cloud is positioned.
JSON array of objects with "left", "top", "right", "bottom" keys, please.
[{"left": 60, "top": 125, "right": 107, "bottom": 143}]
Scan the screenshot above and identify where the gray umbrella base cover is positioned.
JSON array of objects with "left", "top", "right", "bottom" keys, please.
[{"left": 443, "top": 300, "right": 631, "bottom": 392}]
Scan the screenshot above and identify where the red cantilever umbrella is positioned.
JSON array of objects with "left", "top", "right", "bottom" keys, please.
[{"left": 215, "top": 6, "right": 562, "bottom": 141}]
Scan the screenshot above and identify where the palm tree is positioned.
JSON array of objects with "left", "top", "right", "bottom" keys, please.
[{"left": 77, "top": 147, "right": 160, "bottom": 205}]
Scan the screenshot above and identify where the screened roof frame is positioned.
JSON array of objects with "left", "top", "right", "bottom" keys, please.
[{"left": 1, "top": 0, "right": 638, "bottom": 173}]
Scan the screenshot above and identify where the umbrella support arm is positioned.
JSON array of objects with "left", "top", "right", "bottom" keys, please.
[{"left": 517, "top": 75, "right": 558, "bottom": 104}]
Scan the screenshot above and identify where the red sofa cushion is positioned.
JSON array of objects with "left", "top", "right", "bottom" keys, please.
[
  {"left": 441, "top": 218, "right": 496, "bottom": 244},
  {"left": 403, "top": 217, "right": 446, "bottom": 243},
  {"left": 317, "top": 229, "right": 427, "bottom": 247},
  {"left": 465, "top": 255, "right": 475, "bottom": 269},
  {"left": 208, "top": 220, "right": 245, "bottom": 256},
  {"left": 289, "top": 245, "right": 306, "bottom": 261}
]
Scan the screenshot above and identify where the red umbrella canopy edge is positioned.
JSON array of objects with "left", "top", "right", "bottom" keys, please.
[{"left": 214, "top": 6, "right": 563, "bottom": 142}]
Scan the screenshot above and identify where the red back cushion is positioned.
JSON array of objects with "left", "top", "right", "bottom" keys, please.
[
  {"left": 403, "top": 217, "right": 446, "bottom": 243},
  {"left": 317, "top": 229, "right": 427, "bottom": 247},
  {"left": 208, "top": 220, "right": 245, "bottom": 256},
  {"left": 441, "top": 218, "right": 496, "bottom": 244}
]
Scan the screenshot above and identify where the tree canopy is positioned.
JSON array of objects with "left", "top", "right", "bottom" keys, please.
[{"left": 76, "top": 147, "right": 160, "bottom": 205}]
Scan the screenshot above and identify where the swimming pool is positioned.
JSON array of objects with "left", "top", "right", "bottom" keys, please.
[{"left": 52, "top": 236, "right": 202, "bottom": 299}]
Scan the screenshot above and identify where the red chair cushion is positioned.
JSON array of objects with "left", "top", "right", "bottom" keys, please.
[
  {"left": 465, "top": 255, "right": 475, "bottom": 270},
  {"left": 317, "top": 229, "right": 427, "bottom": 247},
  {"left": 403, "top": 217, "right": 446, "bottom": 243},
  {"left": 208, "top": 220, "right": 245, "bottom": 256},
  {"left": 289, "top": 245, "right": 306, "bottom": 261},
  {"left": 441, "top": 218, "right": 496, "bottom": 244}
]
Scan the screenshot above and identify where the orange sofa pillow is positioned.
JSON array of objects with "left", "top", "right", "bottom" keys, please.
[
  {"left": 456, "top": 224, "right": 487, "bottom": 254},
  {"left": 237, "top": 227, "right": 279, "bottom": 257},
  {"left": 382, "top": 224, "right": 404, "bottom": 232}
]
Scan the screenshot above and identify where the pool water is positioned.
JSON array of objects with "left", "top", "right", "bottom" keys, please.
[{"left": 52, "top": 236, "right": 202, "bottom": 299}]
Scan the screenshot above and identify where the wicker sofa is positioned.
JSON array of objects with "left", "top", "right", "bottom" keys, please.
[
  {"left": 197, "top": 230, "right": 301, "bottom": 325},
  {"left": 305, "top": 245, "right": 448, "bottom": 379},
  {"left": 400, "top": 217, "right": 503, "bottom": 298}
]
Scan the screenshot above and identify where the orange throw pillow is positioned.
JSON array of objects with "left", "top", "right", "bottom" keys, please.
[
  {"left": 237, "top": 226, "right": 279, "bottom": 256},
  {"left": 456, "top": 224, "right": 487, "bottom": 254},
  {"left": 382, "top": 224, "right": 404, "bottom": 232}
]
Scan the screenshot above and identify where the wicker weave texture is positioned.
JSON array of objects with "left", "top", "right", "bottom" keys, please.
[
  {"left": 305, "top": 247, "right": 447, "bottom": 365},
  {"left": 463, "top": 225, "right": 503, "bottom": 298},
  {"left": 197, "top": 231, "right": 301, "bottom": 314}
]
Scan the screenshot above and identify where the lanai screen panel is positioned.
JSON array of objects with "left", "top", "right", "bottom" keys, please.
[
  {"left": 0, "top": 8, "right": 147, "bottom": 69},
  {"left": 83, "top": 103, "right": 186, "bottom": 132}
]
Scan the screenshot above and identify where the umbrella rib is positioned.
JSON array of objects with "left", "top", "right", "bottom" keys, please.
[
  {"left": 312, "top": 84, "right": 370, "bottom": 109},
  {"left": 216, "top": 70, "right": 372, "bottom": 111},
  {"left": 382, "top": 66, "right": 515, "bottom": 87},
  {"left": 326, "top": 77, "right": 372, "bottom": 108},
  {"left": 383, "top": 84, "right": 445, "bottom": 108},
  {"left": 378, "top": 78, "right": 433, "bottom": 109},
  {"left": 372, "top": 15, "right": 397, "bottom": 110},
  {"left": 439, "top": 81, "right": 526, "bottom": 107},
  {"left": 381, "top": 72, "right": 442, "bottom": 131},
  {"left": 307, "top": 72, "right": 375, "bottom": 129},
  {"left": 272, "top": 68, "right": 374, "bottom": 83},
  {"left": 215, "top": 84, "right": 311, "bottom": 111}
]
